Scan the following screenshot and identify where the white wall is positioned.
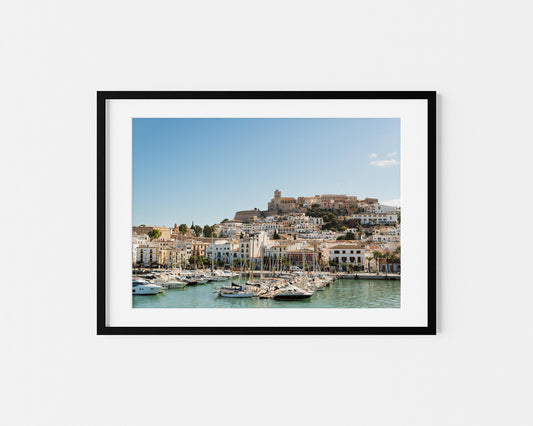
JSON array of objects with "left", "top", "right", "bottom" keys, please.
[{"left": 2, "top": 1, "right": 533, "bottom": 425}]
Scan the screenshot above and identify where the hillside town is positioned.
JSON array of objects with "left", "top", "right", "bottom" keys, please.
[{"left": 133, "top": 190, "right": 401, "bottom": 274}]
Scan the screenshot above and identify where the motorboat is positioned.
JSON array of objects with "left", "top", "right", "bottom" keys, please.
[
  {"left": 216, "top": 283, "right": 258, "bottom": 298},
  {"left": 218, "top": 288, "right": 257, "bottom": 298},
  {"left": 165, "top": 280, "right": 187, "bottom": 289},
  {"left": 272, "top": 285, "right": 313, "bottom": 300},
  {"left": 208, "top": 274, "right": 227, "bottom": 282},
  {"left": 132, "top": 280, "right": 163, "bottom": 295}
]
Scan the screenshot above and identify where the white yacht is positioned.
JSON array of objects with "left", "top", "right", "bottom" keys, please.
[
  {"left": 272, "top": 284, "right": 313, "bottom": 300},
  {"left": 132, "top": 280, "right": 163, "bottom": 295},
  {"left": 216, "top": 283, "right": 258, "bottom": 298},
  {"left": 218, "top": 288, "right": 257, "bottom": 298},
  {"left": 164, "top": 280, "right": 187, "bottom": 289}
]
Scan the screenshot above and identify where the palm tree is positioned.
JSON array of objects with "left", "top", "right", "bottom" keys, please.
[
  {"left": 389, "top": 253, "right": 400, "bottom": 273},
  {"left": 372, "top": 251, "right": 381, "bottom": 273},
  {"left": 383, "top": 252, "right": 392, "bottom": 274}
]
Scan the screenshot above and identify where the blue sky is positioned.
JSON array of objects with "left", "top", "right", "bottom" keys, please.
[{"left": 133, "top": 118, "right": 400, "bottom": 227}]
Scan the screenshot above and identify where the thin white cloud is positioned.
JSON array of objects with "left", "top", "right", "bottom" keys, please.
[
  {"left": 369, "top": 153, "right": 378, "bottom": 159},
  {"left": 386, "top": 152, "right": 397, "bottom": 158},
  {"left": 382, "top": 199, "right": 401, "bottom": 207},
  {"left": 370, "top": 159, "right": 399, "bottom": 167}
]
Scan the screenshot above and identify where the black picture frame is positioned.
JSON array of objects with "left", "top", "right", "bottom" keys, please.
[{"left": 97, "top": 91, "right": 436, "bottom": 335}]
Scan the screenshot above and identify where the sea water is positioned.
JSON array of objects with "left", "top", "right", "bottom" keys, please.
[{"left": 132, "top": 278, "right": 400, "bottom": 309}]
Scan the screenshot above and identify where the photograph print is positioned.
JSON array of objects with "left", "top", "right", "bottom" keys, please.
[{"left": 132, "top": 117, "right": 401, "bottom": 308}]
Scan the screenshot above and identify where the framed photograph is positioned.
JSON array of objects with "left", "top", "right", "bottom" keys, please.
[{"left": 97, "top": 91, "right": 436, "bottom": 335}]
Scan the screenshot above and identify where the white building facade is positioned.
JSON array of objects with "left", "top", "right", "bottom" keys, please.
[
  {"left": 349, "top": 213, "right": 398, "bottom": 225},
  {"left": 329, "top": 244, "right": 366, "bottom": 270}
]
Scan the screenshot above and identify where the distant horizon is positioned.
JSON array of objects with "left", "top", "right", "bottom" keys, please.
[{"left": 133, "top": 118, "right": 401, "bottom": 227}]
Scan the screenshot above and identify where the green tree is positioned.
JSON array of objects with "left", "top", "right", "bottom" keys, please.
[
  {"left": 372, "top": 251, "right": 381, "bottom": 273},
  {"left": 178, "top": 224, "right": 188, "bottom": 235},
  {"left": 148, "top": 229, "right": 162, "bottom": 241},
  {"left": 273, "top": 232, "right": 280, "bottom": 240},
  {"left": 337, "top": 231, "right": 356, "bottom": 241},
  {"left": 340, "top": 225, "right": 348, "bottom": 232},
  {"left": 329, "top": 258, "right": 339, "bottom": 272},
  {"left": 193, "top": 225, "right": 202, "bottom": 237},
  {"left": 196, "top": 255, "right": 208, "bottom": 267},
  {"left": 203, "top": 225, "right": 214, "bottom": 238},
  {"left": 387, "top": 253, "right": 399, "bottom": 273}
]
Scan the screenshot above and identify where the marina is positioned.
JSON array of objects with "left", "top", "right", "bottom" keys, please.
[{"left": 132, "top": 272, "right": 400, "bottom": 309}]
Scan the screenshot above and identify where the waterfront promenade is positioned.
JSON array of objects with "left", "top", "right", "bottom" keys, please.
[{"left": 227, "top": 270, "right": 401, "bottom": 281}]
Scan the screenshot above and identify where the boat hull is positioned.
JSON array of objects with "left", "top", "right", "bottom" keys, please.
[
  {"left": 166, "top": 282, "right": 187, "bottom": 288},
  {"left": 132, "top": 286, "right": 162, "bottom": 295},
  {"left": 273, "top": 294, "right": 312, "bottom": 300},
  {"left": 219, "top": 292, "right": 256, "bottom": 298}
]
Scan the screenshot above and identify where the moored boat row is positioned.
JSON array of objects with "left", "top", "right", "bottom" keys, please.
[
  {"left": 133, "top": 268, "right": 340, "bottom": 299},
  {"left": 132, "top": 269, "right": 241, "bottom": 294}
]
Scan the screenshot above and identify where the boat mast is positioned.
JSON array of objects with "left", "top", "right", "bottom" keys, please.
[
  {"left": 260, "top": 241, "right": 263, "bottom": 280},
  {"left": 211, "top": 230, "right": 214, "bottom": 274},
  {"left": 250, "top": 235, "right": 254, "bottom": 284}
]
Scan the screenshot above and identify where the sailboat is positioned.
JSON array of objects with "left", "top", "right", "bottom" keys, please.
[{"left": 217, "top": 235, "right": 258, "bottom": 298}]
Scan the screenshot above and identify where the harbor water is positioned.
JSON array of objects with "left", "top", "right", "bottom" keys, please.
[{"left": 133, "top": 278, "right": 400, "bottom": 309}]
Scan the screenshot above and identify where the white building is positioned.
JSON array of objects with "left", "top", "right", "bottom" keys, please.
[
  {"left": 349, "top": 213, "right": 398, "bottom": 225},
  {"left": 238, "top": 232, "right": 269, "bottom": 259},
  {"left": 136, "top": 246, "right": 159, "bottom": 267},
  {"left": 241, "top": 213, "right": 323, "bottom": 236},
  {"left": 206, "top": 240, "right": 239, "bottom": 264},
  {"left": 135, "top": 238, "right": 190, "bottom": 268},
  {"left": 132, "top": 233, "right": 149, "bottom": 266},
  {"left": 214, "top": 219, "right": 243, "bottom": 237},
  {"left": 372, "top": 226, "right": 401, "bottom": 243},
  {"left": 329, "top": 244, "right": 366, "bottom": 270},
  {"left": 263, "top": 241, "right": 308, "bottom": 259},
  {"left": 363, "top": 204, "right": 399, "bottom": 214}
]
